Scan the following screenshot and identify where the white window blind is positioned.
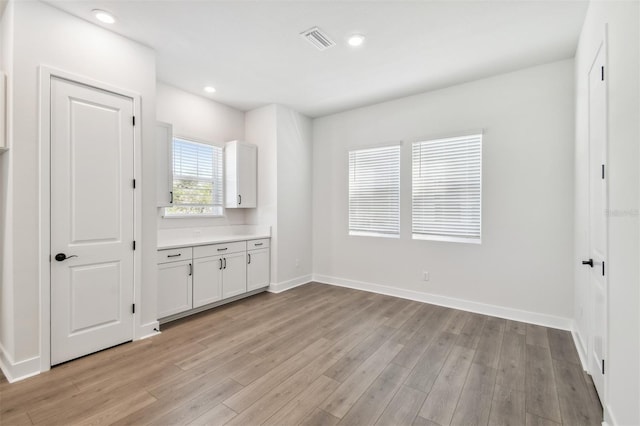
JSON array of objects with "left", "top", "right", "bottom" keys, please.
[
  {"left": 348, "top": 145, "right": 400, "bottom": 237},
  {"left": 165, "top": 137, "right": 223, "bottom": 216},
  {"left": 412, "top": 134, "right": 482, "bottom": 243}
]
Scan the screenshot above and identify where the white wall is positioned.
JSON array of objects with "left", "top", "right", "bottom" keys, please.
[
  {"left": 244, "top": 104, "right": 313, "bottom": 288},
  {"left": 0, "top": 0, "right": 157, "bottom": 378},
  {"left": 245, "top": 105, "right": 279, "bottom": 282},
  {"left": 574, "top": 2, "right": 640, "bottom": 424},
  {"left": 0, "top": 0, "right": 14, "bottom": 374},
  {"left": 276, "top": 105, "right": 313, "bottom": 285},
  {"left": 313, "top": 59, "right": 575, "bottom": 326},
  {"left": 156, "top": 82, "right": 246, "bottom": 229}
]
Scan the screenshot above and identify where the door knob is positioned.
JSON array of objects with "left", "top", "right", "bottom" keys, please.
[
  {"left": 55, "top": 253, "right": 78, "bottom": 262},
  {"left": 582, "top": 259, "right": 594, "bottom": 267}
]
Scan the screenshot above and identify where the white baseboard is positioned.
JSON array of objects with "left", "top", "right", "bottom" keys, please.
[
  {"left": 268, "top": 274, "right": 313, "bottom": 294},
  {"left": 313, "top": 274, "right": 573, "bottom": 330},
  {"left": 603, "top": 403, "right": 617, "bottom": 426},
  {"left": 0, "top": 342, "right": 41, "bottom": 383},
  {"left": 136, "top": 321, "right": 161, "bottom": 340},
  {"left": 570, "top": 321, "right": 589, "bottom": 371}
]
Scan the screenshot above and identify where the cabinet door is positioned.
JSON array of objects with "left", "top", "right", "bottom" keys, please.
[
  {"left": 222, "top": 251, "right": 247, "bottom": 299},
  {"left": 224, "top": 142, "right": 239, "bottom": 208},
  {"left": 156, "top": 122, "right": 173, "bottom": 207},
  {"left": 237, "top": 143, "right": 257, "bottom": 207},
  {"left": 157, "top": 260, "right": 192, "bottom": 318},
  {"left": 247, "top": 248, "right": 270, "bottom": 291},
  {"left": 224, "top": 141, "right": 257, "bottom": 208},
  {"left": 193, "top": 256, "right": 223, "bottom": 308}
]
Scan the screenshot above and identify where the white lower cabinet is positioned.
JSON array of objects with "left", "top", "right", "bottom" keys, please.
[
  {"left": 192, "top": 251, "right": 247, "bottom": 307},
  {"left": 222, "top": 251, "right": 248, "bottom": 299},
  {"left": 158, "top": 238, "right": 269, "bottom": 322},
  {"left": 193, "top": 256, "right": 223, "bottom": 308},
  {"left": 247, "top": 248, "right": 270, "bottom": 291},
  {"left": 157, "top": 259, "right": 192, "bottom": 318}
]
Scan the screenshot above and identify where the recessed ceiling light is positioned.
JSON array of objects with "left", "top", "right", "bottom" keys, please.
[
  {"left": 93, "top": 10, "right": 116, "bottom": 24},
  {"left": 347, "top": 34, "right": 365, "bottom": 47},
  {"left": 204, "top": 86, "right": 216, "bottom": 93}
]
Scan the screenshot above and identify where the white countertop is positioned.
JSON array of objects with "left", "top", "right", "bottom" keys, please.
[{"left": 157, "top": 225, "right": 271, "bottom": 250}]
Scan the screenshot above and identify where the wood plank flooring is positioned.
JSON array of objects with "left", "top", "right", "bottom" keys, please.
[{"left": 0, "top": 283, "right": 602, "bottom": 426}]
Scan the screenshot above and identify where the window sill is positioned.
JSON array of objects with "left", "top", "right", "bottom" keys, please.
[
  {"left": 349, "top": 231, "right": 400, "bottom": 239},
  {"left": 412, "top": 234, "right": 481, "bottom": 244},
  {"left": 162, "top": 214, "right": 225, "bottom": 219}
]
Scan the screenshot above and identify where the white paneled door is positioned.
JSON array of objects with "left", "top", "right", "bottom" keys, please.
[
  {"left": 50, "top": 77, "right": 135, "bottom": 365},
  {"left": 586, "top": 41, "right": 608, "bottom": 399}
]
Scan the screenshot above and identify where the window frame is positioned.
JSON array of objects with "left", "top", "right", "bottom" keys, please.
[
  {"left": 347, "top": 142, "right": 401, "bottom": 238},
  {"left": 163, "top": 135, "right": 225, "bottom": 218},
  {"left": 411, "top": 132, "right": 483, "bottom": 244}
]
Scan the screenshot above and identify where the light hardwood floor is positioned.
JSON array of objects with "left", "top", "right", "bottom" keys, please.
[{"left": 0, "top": 283, "right": 602, "bottom": 426}]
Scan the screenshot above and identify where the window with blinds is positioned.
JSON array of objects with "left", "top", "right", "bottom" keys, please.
[
  {"left": 412, "top": 134, "right": 482, "bottom": 243},
  {"left": 348, "top": 145, "right": 400, "bottom": 237},
  {"left": 165, "top": 137, "right": 224, "bottom": 216}
]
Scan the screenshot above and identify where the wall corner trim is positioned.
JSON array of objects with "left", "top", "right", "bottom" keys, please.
[
  {"left": 268, "top": 274, "right": 313, "bottom": 294},
  {"left": 603, "top": 403, "right": 618, "bottom": 426},
  {"left": 570, "top": 321, "right": 589, "bottom": 372},
  {"left": 312, "top": 274, "right": 573, "bottom": 330},
  {"left": 135, "top": 321, "right": 161, "bottom": 341},
  {"left": 0, "top": 343, "right": 41, "bottom": 383}
]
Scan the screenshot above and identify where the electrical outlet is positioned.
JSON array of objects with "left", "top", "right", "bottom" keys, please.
[{"left": 423, "top": 271, "right": 429, "bottom": 281}]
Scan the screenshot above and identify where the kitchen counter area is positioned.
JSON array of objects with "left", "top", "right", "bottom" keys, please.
[
  {"left": 157, "top": 224, "right": 271, "bottom": 249},
  {"left": 156, "top": 225, "right": 272, "bottom": 323}
]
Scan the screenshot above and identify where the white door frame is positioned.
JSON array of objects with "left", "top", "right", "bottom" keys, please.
[{"left": 38, "top": 66, "right": 142, "bottom": 372}]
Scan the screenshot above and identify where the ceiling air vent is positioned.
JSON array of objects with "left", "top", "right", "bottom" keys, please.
[{"left": 300, "top": 26, "right": 336, "bottom": 51}]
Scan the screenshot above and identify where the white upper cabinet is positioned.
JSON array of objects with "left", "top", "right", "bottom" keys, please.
[
  {"left": 224, "top": 141, "right": 257, "bottom": 208},
  {"left": 156, "top": 121, "right": 173, "bottom": 207}
]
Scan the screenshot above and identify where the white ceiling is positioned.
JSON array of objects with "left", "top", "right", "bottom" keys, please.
[{"left": 46, "top": 0, "right": 588, "bottom": 117}]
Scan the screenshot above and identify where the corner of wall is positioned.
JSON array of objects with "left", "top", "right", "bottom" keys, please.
[
  {"left": 135, "top": 321, "right": 160, "bottom": 341},
  {"left": 570, "top": 320, "right": 589, "bottom": 371},
  {"left": 0, "top": 341, "right": 40, "bottom": 383}
]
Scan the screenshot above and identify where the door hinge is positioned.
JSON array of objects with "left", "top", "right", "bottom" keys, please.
[
  {"left": 601, "top": 66, "right": 605, "bottom": 81},
  {"left": 602, "top": 359, "right": 605, "bottom": 374},
  {"left": 133, "top": 241, "right": 136, "bottom": 250},
  {"left": 602, "top": 261, "right": 605, "bottom": 276},
  {"left": 132, "top": 303, "right": 136, "bottom": 314},
  {"left": 132, "top": 116, "right": 136, "bottom": 126},
  {"left": 132, "top": 179, "right": 136, "bottom": 189},
  {"left": 601, "top": 164, "right": 605, "bottom": 179}
]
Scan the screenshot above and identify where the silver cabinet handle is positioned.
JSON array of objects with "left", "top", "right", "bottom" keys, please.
[
  {"left": 254, "top": 243, "right": 263, "bottom": 246},
  {"left": 248, "top": 253, "right": 251, "bottom": 264},
  {"left": 169, "top": 191, "right": 173, "bottom": 204},
  {"left": 167, "top": 253, "right": 181, "bottom": 258},
  {"left": 219, "top": 258, "right": 223, "bottom": 270},
  {"left": 223, "top": 258, "right": 227, "bottom": 269},
  {"left": 217, "top": 248, "right": 228, "bottom": 252},
  {"left": 188, "top": 263, "right": 192, "bottom": 276},
  {"left": 238, "top": 194, "right": 242, "bottom": 205}
]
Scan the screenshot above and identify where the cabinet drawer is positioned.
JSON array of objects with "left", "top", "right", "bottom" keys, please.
[
  {"left": 157, "top": 247, "right": 192, "bottom": 264},
  {"left": 247, "top": 238, "right": 270, "bottom": 250},
  {"left": 193, "top": 241, "right": 246, "bottom": 259}
]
